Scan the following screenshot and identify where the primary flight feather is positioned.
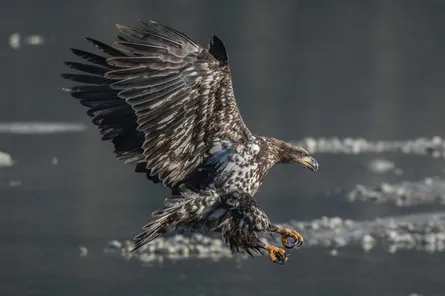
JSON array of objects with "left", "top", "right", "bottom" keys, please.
[{"left": 62, "top": 19, "right": 318, "bottom": 264}]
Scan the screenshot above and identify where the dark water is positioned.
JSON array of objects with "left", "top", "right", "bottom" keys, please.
[{"left": 1, "top": 1, "right": 445, "bottom": 295}]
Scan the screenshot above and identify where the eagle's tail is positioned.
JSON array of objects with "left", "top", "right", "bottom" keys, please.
[{"left": 132, "top": 185, "right": 219, "bottom": 252}]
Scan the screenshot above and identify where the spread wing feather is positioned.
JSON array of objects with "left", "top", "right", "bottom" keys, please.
[
  {"left": 62, "top": 37, "right": 161, "bottom": 183},
  {"left": 62, "top": 19, "right": 252, "bottom": 189}
]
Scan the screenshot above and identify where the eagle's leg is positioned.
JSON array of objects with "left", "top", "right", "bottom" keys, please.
[
  {"left": 262, "top": 244, "right": 288, "bottom": 265},
  {"left": 270, "top": 225, "right": 304, "bottom": 249}
]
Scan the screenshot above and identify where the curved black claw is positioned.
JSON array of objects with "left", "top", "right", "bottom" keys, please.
[
  {"left": 284, "top": 237, "right": 303, "bottom": 249},
  {"left": 295, "top": 239, "right": 303, "bottom": 248}
]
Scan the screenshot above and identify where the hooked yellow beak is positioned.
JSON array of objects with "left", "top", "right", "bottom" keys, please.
[{"left": 298, "top": 156, "right": 319, "bottom": 172}]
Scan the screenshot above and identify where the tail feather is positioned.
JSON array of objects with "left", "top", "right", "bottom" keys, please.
[
  {"left": 163, "top": 196, "right": 188, "bottom": 207},
  {"left": 132, "top": 189, "right": 218, "bottom": 252},
  {"left": 133, "top": 226, "right": 164, "bottom": 251},
  {"left": 151, "top": 206, "right": 177, "bottom": 218}
]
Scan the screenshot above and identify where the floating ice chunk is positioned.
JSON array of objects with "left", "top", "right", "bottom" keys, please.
[
  {"left": 0, "top": 151, "right": 13, "bottom": 167},
  {"left": 0, "top": 122, "right": 86, "bottom": 134},
  {"left": 9, "top": 32, "right": 45, "bottom": 49}
]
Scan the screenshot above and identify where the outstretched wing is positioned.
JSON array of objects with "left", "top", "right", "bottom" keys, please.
[{"left": 62, "top": 19, "right": 252, "bottom": 188}]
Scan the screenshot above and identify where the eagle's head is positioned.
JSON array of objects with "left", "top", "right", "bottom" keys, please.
[{"left": 272, "top": 139, "right": 319, "bottom": 172}]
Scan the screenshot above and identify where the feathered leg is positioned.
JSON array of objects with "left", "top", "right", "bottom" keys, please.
[
  {"left": 220, "top": 224, "right": 289, "bottom": 265},
  {"left": 217, "top": 193, "right": 297, "bottom": 264}
]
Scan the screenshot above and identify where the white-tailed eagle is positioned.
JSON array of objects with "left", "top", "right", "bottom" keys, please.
[{"left": 62, "top": 19, "right": 318, "bottom": 264}]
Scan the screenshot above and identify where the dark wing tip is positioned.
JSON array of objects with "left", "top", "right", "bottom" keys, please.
[{"left": 208, "top": 35, "right": 228, "bottom": 66}]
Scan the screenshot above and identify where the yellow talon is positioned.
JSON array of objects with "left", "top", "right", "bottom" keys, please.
[
  {"left": 275, "top": 227, "right": 304, "bottom": 249},
  {"left": 264, "top": 244, "right": 288, "bottom": 265}
]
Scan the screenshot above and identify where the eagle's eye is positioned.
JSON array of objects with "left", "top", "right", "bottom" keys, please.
[{"left": 295, "top": 151, "right": 318, "bottom": 172}]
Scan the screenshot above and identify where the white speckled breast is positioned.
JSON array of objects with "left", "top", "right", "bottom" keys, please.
[{"left": 209, "top": 138, "right": 270, "bottom": 196}]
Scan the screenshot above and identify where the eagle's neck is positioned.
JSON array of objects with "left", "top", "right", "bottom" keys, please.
[
  {"left": 249, "top": 138, "right": 291, "bottom": 191},
  {"left": 264, "top": 138, "right": 294, "bottom": 165}
]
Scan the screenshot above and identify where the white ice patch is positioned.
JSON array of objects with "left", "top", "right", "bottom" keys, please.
[
  {"left": 0, "top": 151, "right": 13, "bottom": 167},
  {"left": 0, "top": 122, "right": 86, "bottom": 134},
  {"left": 292, "top": 136, "right": 445, "bottom": 156}
]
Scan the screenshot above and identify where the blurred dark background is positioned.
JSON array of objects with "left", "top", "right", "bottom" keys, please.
[{"left": 1, "top": 1, "right": 444, "bottom": 295}]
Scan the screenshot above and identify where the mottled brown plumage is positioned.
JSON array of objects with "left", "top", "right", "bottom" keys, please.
[
  {"left": 61, "top": 19, "right": 318, "bottom": 264},
  {"left": 133, "top": 184, "right": 303, "bottom": 264}
]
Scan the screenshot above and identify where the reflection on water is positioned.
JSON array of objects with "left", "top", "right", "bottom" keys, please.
[{"left": 1, "top": 0, "right": 445, "bottom": 295}]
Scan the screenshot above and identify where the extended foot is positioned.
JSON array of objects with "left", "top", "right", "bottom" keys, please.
[
  {"left": 275, "top": 227, "right": 304, "bottom": 249},
  {"left": 264, "top": 244, "right": 288, "bottom": 265}
]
